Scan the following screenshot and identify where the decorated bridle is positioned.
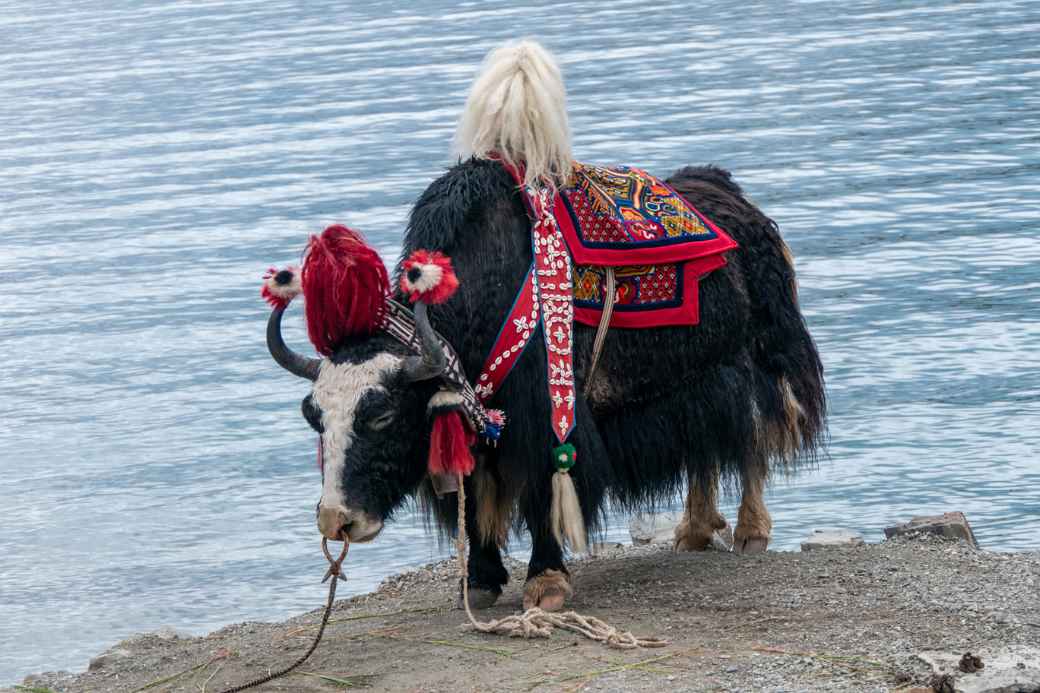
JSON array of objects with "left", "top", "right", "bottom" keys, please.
[
  {"left": 264, "top": 216, "right": 584, "bottom": 553},
  {"left": 262, "top": 227, "right": 502, "bottom": 483}
]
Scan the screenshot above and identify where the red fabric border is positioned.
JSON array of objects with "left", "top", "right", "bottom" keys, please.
[{"left": 474, "top": 267, "right": 538, "bottom": 403}]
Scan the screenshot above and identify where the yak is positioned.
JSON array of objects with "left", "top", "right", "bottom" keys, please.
[{"left": 265, "top": 40, "right": 825, "bottom": 612}]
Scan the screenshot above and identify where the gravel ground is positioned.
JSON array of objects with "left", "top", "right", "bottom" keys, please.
[{"left": 12, "top": 536, "right": 1040, "bottom": 693}]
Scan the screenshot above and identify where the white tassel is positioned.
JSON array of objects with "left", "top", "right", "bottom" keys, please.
[{"left": 551, "top": 468, "right": 587, "bottom": 553}]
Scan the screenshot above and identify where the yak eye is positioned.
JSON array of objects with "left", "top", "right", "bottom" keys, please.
[
  {"left": 368, "top": 411, "right": 394, "bottom": 431},
  {"left": 301, "top": 395, "right": 323, "bottom": 433}
]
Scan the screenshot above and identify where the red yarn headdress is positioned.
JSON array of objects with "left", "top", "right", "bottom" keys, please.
[{"left": 301, "top": 224, "right": 389, "bottom": 356}]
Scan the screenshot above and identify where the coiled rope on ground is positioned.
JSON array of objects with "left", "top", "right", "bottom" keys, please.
[{"left": 454, "top": 472, "right": 667, "bottom": 649}]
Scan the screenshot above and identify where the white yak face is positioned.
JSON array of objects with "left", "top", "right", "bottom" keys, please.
[{"left": 308, "top": 353, "right": 401, "bottom": 542}]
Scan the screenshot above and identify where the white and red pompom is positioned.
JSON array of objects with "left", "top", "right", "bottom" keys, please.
[
  {"left": 261, "top": 265, "right": 301, "bottom": 309},
  {"left": 399, "top": 250, "right": 459, "bottom": 305}
]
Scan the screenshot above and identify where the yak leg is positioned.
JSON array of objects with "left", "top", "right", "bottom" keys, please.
[
  {"left": 674, "top": 468, "right": 727, "bottom": 551},
  {"left": 733, "top": 465, "right": 771, "bottom": 554},
  {"left": 459, "top": 474, "right": 509, "bottom": 610}
]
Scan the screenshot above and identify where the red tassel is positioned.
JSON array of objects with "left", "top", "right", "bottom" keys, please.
[
  {"left": 428, "top": 410, "right": 475, "bottom": 477},
  {"left": 301, "top": 225, "right": 389, "bottom": 356}
]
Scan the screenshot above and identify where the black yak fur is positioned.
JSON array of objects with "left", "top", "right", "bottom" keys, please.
[{"left": 384, "top": 157, "right": 826, "bottom": 593}]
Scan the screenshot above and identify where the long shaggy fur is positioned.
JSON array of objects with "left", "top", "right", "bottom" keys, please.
[
  {"left": 295, "top": 156, "right": 825, "bottom": 600},
  {"left": 454, "top": 40, "right": 572, "bottom": 189},
  {"left": 398, "top": 159, "right": 826, "bottom": 549}
]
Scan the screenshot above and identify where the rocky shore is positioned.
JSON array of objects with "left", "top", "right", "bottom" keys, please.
[{"left": 12, "top": 529, "right": 1040, "bottom": 693}]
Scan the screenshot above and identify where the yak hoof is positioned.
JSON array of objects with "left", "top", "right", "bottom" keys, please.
[
  {"left": 458, "top": 585, "right": 500, "bottom": 610},
  {"left": 674, "top": 517, "right": 732, "bottom": 552},
  {"left": 734, "top": 536, "right": 769, "bottom": 554},
  {"left": 522, "top": 569, "right": 572, "bottom": 612},
  {"left": 673, "top": 521, "right": 713, "bottom": 552}
]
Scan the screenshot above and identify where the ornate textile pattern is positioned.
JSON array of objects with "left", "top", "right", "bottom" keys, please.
[
  {"left": 566, "top": 163, "right": 712, "bottom": 244},
  {"left": 573, "top": 264, "right": 678, "bottom": 307},
  {"left": 529, "top": 185, "right": 577, "bottom": 443},
  {"left": 559, "top": 162, "right": 736, "bottom": 328},
  {"left": 558, "top": 163, "right": 736, "bottom": 265},
  {"left": 477, "top": 158, "right": 739, "bottom": 447},
  {"left": 571, "top": 254, "right": 727, "bottom": 329},
  {"left": 474, "top": 186, "right": 577, "bottom": 444}
]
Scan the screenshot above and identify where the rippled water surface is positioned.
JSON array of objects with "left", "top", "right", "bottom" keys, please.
[{"left": 2, "top": 0, "right": 1039, "bottom": 683}]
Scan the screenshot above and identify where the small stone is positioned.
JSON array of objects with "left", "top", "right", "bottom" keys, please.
[
  {"left": 884, "top": 511, "right": 978, "bottom": 548},
  {"left": 959, "top": 650, "right": 1040, "bottom": 693},
  {"left": 959, "top": 652, "right": 984, "bottom": 673},
  {"left": 154, "top": 626, "right": 191, "bottom": 640},
  {"left": 929, "top": 673, "right": 955, "bottom": 693},
  {"left": 630, "top": 512, "right": 734, "bottom": 549},
  {"left": 917, "top": 648, "right": 1040, "bottom": 693},
  {"left": 800, "top": 528, "right": 865, "bottom": 551},
  {"left": 628, "top": 512, "right": 683, "bottom": 545}
]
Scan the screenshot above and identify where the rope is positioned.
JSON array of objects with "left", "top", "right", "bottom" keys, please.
[
  {"left": 217, "top": 538, "right": 348, "bottom": 693},
  {"left": 218, "top": 469, "right": 663, "bottom": 693},
  {"left": 455, "top": 472, "right": 667, "bottom": 649}
]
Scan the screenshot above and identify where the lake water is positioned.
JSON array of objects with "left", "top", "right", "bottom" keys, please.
[{"left": 1, "top": 0, "right": 1038, "bottom": 683}]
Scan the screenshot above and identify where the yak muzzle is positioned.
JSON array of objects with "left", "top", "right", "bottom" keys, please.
[{"left": 317, "top": 504, "right": 383, "bottom": 543}]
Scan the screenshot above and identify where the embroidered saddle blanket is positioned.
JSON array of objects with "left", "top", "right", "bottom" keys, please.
[
  {"left": 560, "top": 163, "right": 737, "bottom": 328},
  {"left": 482, "top": 160, "right": 739, "bottom": 445}
]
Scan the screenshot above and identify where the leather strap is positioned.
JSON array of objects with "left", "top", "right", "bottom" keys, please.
[{"left": 584, "top": 267, "right": 615, "bottom": 397}]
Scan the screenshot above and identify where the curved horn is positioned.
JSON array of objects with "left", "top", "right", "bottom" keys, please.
[
  {"left": 267, "top": 304, "right": 321, "bottom": 381},
  {"left": 403, "top": 302, "right": 447, "bottom": 382}
]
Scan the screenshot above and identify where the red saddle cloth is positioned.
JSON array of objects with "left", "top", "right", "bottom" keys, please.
[{"left": 559, "top": 162, "right": 737, "bottom": 328}]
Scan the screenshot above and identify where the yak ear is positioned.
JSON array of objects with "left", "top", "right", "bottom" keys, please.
[{"left": 426, "top": 389, "right": 465, "bottom": 416}]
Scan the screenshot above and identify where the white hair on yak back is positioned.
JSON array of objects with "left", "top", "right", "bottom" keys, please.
[{"left": 454, "top": 39, "right": 572, "bottom": 190}]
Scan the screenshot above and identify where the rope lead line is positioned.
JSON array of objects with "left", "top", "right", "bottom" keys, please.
[
  {"left": 219, "top": 472, "right": 664, "bottom": 693},
  {"left": 455, "top": 472, "right": 668, "bottom": 649},
  {"left": 217, "top": 538, "right": 348, "bottom": 693}
]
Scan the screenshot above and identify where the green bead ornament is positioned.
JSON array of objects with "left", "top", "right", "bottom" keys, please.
[{"left": 552, "top": 443, "right": 576, "bottom": 472}]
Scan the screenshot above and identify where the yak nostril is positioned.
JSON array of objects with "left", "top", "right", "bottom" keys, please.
[
  {"left": 318, "top": 506, "right": 352, "bottom": 540},
  {"left": 318, "top": 506, "right": 381, "bottom": 542},
  {"left": 333, "top": 510, "right": 353, "bottom": 537}
]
